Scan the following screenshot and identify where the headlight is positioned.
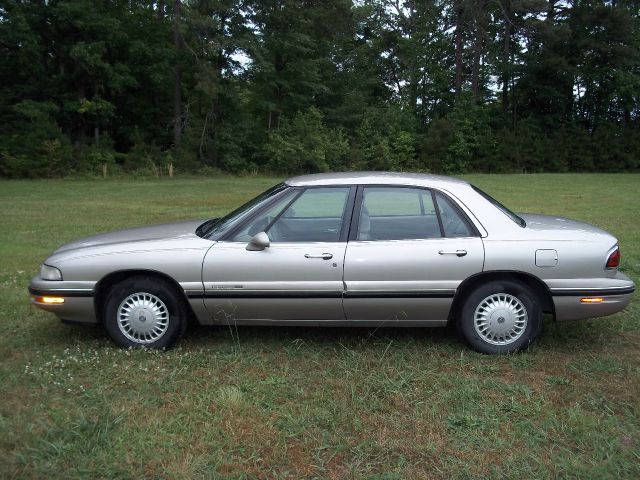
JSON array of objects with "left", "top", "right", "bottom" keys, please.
[{"left": 40, "top": 264, "right": 63, "bottom": 281}]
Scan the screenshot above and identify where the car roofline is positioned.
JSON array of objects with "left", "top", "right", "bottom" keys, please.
[{"left": 284, "top": 171, "right": 469, "bottom": 188}]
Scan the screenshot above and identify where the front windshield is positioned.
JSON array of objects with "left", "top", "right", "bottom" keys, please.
[
  {"left": 197, "top": 183, "right": 289, "bottom": 239},
  {"left": 471, "top": 185, "right": 526, "bottom": 227}
]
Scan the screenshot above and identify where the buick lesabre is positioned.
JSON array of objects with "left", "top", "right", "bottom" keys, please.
[{"left": 29, "top": 172, "right": 635, "bottom": 354}]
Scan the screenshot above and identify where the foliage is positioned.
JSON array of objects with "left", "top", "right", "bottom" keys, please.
[
  {"left": 0, "top": 100, "right": 71, "bottom": 178},
  {"left": 422, "top": 94, "right": 494, "bottom": 174},
  {"left": 0, "top": 0, "right": 639, "bottom": 177},
  {"left": 265, "top": 108, "right": 349, "bottom": 173},
  {"left": 351, "top": 106, "right": 419, "bottom": 171}
]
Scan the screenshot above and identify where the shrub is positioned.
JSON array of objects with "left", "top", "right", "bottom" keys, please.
[{"left": 265, "top": 107, "right": 349, "bottom": 173}]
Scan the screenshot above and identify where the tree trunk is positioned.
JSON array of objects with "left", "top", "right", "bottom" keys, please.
[
  {"left": 454, "top": 0, "right": 464, "bottom": 96},
  {"left": 172, "top": 0, "right": 183, "bottom": 148},
  {"left": 546, "top": 0, "right": 556, "bottom": 22},
  {"left": 471, "top": 0, "right": 486, "bottom": 100},
  {"left": 208, "top": 96, "right": 220, "bottom": 167},
  {"left": 408, "top": 50, "right": 419, "bottom": 113},
  {"left": 76, "top": 85, "right": 87, "bottom": 146},
  {"left": 207, "top": 14, "right": 227, "bottom": 168},
  {"left": 502, "top": 0, "right": 512, "bottom": 113},
  {"left": 405, "top": 4, "right": 419, "bottom": 114}
]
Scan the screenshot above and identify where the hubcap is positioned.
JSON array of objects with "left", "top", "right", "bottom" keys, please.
[
  {"left": 117, "top": 292, "right": 169, "bottom": 344},
  {"left": 473, "top": 293, "right": 528, "bottom": 346}
]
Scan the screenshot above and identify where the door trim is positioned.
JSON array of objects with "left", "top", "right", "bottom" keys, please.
[
  {"left": 343, "top": 290, "right": 456, "bottom": 299},
  {"left": 186, "top": 289, "right": 456, "bottom": 299},
  {"left": 187, "top": 290, "right": 343, "bottom": 299}
]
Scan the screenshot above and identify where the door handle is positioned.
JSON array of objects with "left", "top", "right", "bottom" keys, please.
[
  {"left": 305, "top": 253, "right": 333, "bottom": 260},
  {"left": 438, "top": 250, "right": 467, "bottom": 257}
]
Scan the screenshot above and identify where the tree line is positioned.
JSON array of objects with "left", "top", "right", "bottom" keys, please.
[{"left": 1, "top": 0, "right": 639, "bottom": 178}]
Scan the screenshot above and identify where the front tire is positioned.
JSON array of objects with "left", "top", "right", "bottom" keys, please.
[
  {"left": 104, "top": 276, "right": 188, "bottom": 348},
  {"left": 458, "top": 280, "right": 542, "bottom": 354}
]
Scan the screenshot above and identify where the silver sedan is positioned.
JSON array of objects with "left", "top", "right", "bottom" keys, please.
[{"left": 29, "top": 172, "right": 635, "bottom": 354}]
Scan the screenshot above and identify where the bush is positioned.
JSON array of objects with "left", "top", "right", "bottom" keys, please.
[
  {"left": 421, "top": 94, "right": 496, "bottom": 174},
  {"left": 265, "top": 108, "right": 349, "bottom": 173},
  {"left": 351, "top": 106, "right": 418, "bottom": 171},
  {"left": 0, "top": 101, "right": 72, "bottom": 178}
]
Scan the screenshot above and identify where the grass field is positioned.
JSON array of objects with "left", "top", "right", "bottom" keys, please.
[{"left": 1, "top": 174, "right": 639, "bottom": 479}]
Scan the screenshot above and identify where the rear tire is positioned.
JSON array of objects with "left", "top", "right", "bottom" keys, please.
[
  {"left": 458, "top": 280, "right": 542, "bottom": 354},
  {"left": 104, "top": 276, "right": 188, "bottom": 349}
]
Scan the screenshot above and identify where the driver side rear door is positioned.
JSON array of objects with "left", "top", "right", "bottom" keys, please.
[{"left": 343, "top": 186, "right": 484, "bottom": 324}]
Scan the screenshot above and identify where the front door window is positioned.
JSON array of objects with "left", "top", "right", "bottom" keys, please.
[{"left": 268, "top": 187, "right": 351, "bottom": 242}]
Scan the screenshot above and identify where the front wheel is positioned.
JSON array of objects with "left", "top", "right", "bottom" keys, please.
[
  {"left": 458, "top": 280, "right": 542, "bottom": 354},
  {"left": 104, "top": 276, "right": 188, "bottom": 349}
]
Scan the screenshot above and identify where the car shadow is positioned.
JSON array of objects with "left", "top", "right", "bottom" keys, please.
[
  {"left": 51, "top": 314, "right": 623, "bottom": 355},
  {"left": 182, "top": 320, "right": 464, "bottom": 351}
]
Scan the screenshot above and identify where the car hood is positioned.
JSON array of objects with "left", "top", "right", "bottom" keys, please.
[
  {"left": 53, "top": 219, "right": 208, "bottom": 255},
  {"left": 519, "top": 213, "right": 616, "bottom": 242}
]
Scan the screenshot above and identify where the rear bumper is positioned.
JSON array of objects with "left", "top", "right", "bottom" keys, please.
[
  {"left": 550, "top": 272, "right": 635, "bottom": 321},
  {"left": 28, "top": 278, "right": 98, "bottom": 324}
]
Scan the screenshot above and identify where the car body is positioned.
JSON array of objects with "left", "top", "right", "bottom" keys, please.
[{"left": 29, "top": 172, "right": 635, "bottom": 353}]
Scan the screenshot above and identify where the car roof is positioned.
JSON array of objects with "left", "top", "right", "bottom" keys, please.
[{"left": 285, "top": 171, "right": 469, "bottom": 188}]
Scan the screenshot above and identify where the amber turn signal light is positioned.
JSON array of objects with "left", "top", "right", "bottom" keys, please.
[
  {"left": 580, "top": 297, "right": 604, "bottom": 304},
  {"left": 35, "top": 296, "right": 65, "bottom": 304}
]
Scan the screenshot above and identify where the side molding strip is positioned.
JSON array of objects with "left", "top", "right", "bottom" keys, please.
[
  {"left": 186, "top": 291, "right": 342, "bottom": 299},
  {"left": 344, "top": 290, "right": 455, "bottom": 299},
  {"left": 186, "top": 290, "right": 456, "bottom": 299},
  {"left": 550, "top": 287, "right": 635, "bottom": 297},
  {"left": 28, "top": 287, "right": 94, "bottom": 298}
]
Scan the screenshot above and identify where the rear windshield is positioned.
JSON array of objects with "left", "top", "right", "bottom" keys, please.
[{"left": 471, "top": 185, "right": 526, "bottom": 227}]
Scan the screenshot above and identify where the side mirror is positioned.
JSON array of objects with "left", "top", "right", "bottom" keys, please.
[{"left": 246, "top": 231, "right": 270, "bottom": 251}]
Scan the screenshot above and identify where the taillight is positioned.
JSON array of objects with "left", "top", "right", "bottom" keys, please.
[{"left": 606, "top": 248, "right": 620, "bottom": 269}]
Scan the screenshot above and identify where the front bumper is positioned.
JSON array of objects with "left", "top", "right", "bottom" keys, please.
[
  {"left": 29, "top": 277, "right": 98, "bottom": 324},
  {"left": 550, "top": 271, "right": 635, "bottom": 321}
]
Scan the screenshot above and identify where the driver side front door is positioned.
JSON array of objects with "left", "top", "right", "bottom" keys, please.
[{"left": 201, "top": 186, "right": 355, "bottom": 323}]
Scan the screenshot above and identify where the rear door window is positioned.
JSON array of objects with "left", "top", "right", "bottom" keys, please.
[
  {"left": 357, "top": 187, "right": 441, "bottom": 240},
  {"left": 435, "top": 192, "right": 474, "bottom": 237}
]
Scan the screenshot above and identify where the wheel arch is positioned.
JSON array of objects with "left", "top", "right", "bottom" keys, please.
[
  {"left": 94, "top": 269, "right": 195, "bottom": 324},
  {"left": 448, "top": 270, "right": 555, "bottom": 323}
]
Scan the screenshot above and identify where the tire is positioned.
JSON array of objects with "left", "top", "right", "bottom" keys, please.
[
  {"left": 104, "top": 275, "right": 188, "bottom": 349},
  {"left": 458, "top": 280, "right": 543, "bottom": 354}
]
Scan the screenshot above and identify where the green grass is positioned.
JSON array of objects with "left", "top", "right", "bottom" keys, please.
[{"left": 1, "top": 173, "right": 639, "bottom": 478}]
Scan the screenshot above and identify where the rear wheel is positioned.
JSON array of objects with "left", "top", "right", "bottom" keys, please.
[
  {"left": 104, "top": 276, "right": 187, "bottom": 348},
  {"left": 458, "top": 280, "right": 542, "bottom": 354}
]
